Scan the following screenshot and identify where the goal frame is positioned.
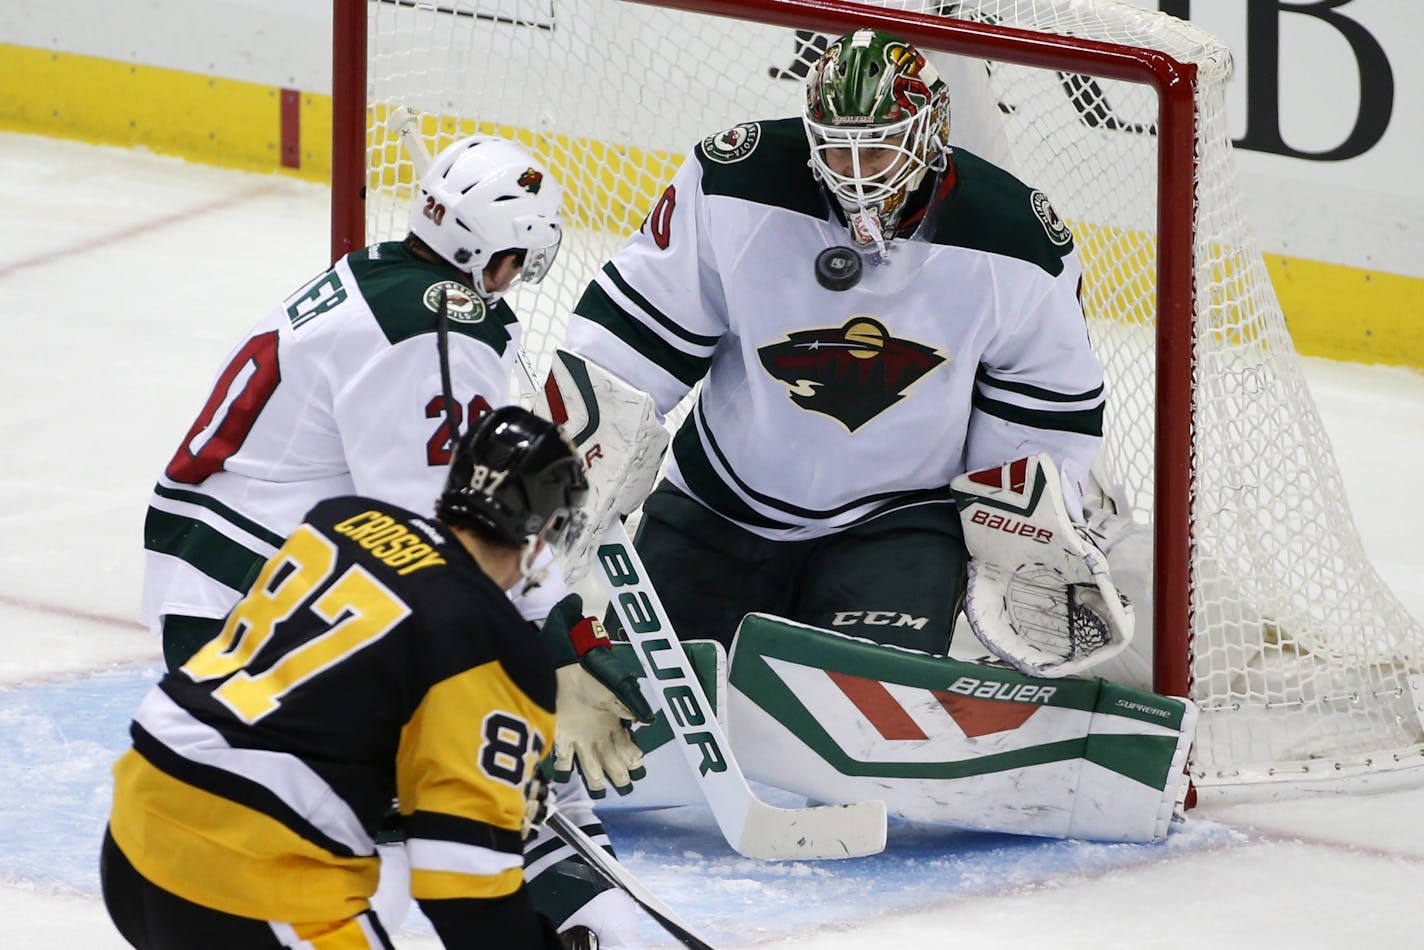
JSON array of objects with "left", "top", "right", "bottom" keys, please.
[{"left": 327, "top": 0, "right": 1201, "bottom": 702}]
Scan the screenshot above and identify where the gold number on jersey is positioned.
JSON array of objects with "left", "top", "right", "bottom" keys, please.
[{"left": 181, "top": 526, "right": 412, "bottom": 723}]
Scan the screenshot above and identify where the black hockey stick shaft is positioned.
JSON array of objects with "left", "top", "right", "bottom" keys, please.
[
  {"left": 435, "top": 285, "right": 459, "bottom": 444},
  {"left": 545, "top": 806, "right": 716, "bottom": 950}
]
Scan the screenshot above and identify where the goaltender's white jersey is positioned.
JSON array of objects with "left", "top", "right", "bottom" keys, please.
[
  {"left": 141, "top": 241, "right": 559, "bottom": 629},
  {"left": 564, "top": 118, "right": 1105, "bottom": 540}
]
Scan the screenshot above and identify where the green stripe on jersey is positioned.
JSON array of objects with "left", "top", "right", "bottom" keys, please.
[
  {"left": 572, "top": 282, "right": 711, "bottom": 386},
  {"left": 670, "top": 419, "right": 794, "bottom": 530},
  {"left": 152, "top": 483, "right": 286, "bottom": 548},
  {"left": 672, "top": 405, "right": 959, "bottom": 530},
  {"left": 599, "top": 263, "right": 721, "bottom": 348},
  {"left": 144, "top": 507, "right": 267, "bottom": 593},
  {"left": 972, "top": 391, "right": 1104, "bottom": 437},
  {"left": 975, "top": 366, "right": 1105, "bottom": 403}
]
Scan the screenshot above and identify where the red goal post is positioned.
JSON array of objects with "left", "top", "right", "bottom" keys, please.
[{"left": 330, "top": 0, "right": 1424, "bottom": 799}]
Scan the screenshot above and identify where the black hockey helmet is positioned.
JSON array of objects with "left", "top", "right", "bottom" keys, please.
[{"left": 436, "top": 405, "right": 588, "bottom": 552}]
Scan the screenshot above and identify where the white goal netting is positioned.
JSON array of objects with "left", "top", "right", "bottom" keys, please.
[{"left": 350, "top": 0, "right": 1424, "bottom": 797}]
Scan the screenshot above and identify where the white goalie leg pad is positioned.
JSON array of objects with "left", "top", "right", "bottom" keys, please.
[
  {"left": 537, "top": 348, "right": 670, "bottom": 582},
  {"left": 952, "top": 454, "right": 1133, "bottom": 678},
  {"left": 728, "top": 613, "right": 1196, "bottom": 843}
]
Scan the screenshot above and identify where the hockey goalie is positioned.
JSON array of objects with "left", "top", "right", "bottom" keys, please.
[
  {"left": 720, "top": 453, "right": 1189, "bottom": 844},
  {"left": 539, "top": 344, "right": 1191, "bottom": 845},
  {"left": 533, "top": 26, "right": 1193, "bottom": 848}
]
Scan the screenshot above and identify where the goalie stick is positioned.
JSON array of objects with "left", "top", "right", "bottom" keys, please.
[
  {"left": 400, "top": 114, "right": 882, "bottom": 860},
  {"left": 594, "top": 520, "right": 887, "bottom": 860},
  {"left": 545, "top": 804, "right": 715, "bottom": 950}
]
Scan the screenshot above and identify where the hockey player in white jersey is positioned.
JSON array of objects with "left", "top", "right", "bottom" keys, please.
[
  {"left": 140, "top": 135, "right": 651, "bottom": 947},
  {"left": 543, "top": 28, "right": 1131, "bottom": 678},
  {"left": 143, "top": 134, "right": 566, "bottom": 666}
]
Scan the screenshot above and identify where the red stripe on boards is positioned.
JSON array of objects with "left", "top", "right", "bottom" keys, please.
[{"left": 280, "top": 88, "right": 301, "bottom": 169}]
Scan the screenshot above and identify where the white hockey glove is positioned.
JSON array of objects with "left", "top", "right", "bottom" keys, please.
[
  {"left": 536, "top": 349, "right": 669, "bottom": 583},
  {"left": 951, "top": 454, "right": 1134, "bottom": 678},
  {"left": 539, "top": 594, "right": 655, "bottom": 797}
]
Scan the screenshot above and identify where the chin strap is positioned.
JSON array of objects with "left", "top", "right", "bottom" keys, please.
[{"left": 848, "top": 207, "right": 889, "bottom": 258}]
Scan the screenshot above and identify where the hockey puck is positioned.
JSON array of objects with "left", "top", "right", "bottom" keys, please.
[{"left": 815, "top": 245, "right": 862, "bottom": 291}]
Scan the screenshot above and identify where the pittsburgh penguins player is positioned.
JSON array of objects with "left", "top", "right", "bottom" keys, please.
[
  {"left": 137, "top": 134, "right": 653, "bottom": 943},
  {"left": 102, "top": 407, "right": 644, "bottom": 949},
  {"left": 541, "top": 28, "right": 1130, "bottom": 676}
]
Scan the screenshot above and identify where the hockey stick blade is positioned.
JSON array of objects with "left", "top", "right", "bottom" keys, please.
[
  {"left": 546, "top": 805, "right": 716, "bottom": 950},
  {"left": 594, "top": 521, "right": 887, "bottom": 861}
]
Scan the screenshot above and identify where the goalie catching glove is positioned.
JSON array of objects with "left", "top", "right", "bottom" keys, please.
[
  {"left": 537, "top": 349, "right": 669, "bottom": 583},
  {"left": 951, "top": 454, "right": 1133, "bottom": 678},
  {"left": 539, "top": 594, "right": 655, "bottom": 797}
]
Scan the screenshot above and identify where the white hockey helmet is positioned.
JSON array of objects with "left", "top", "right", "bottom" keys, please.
[{"left": 409, "top": 135, "right": 564, "bottom": 302}]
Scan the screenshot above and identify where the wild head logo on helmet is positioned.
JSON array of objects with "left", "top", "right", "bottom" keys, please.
[
  {"left": 757, "top": 316, "right": 946, "bottom": 431},
  {"left": 886, "top": 41, "right": 937, "bottom": 117}
]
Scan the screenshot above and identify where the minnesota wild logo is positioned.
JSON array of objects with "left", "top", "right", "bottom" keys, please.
[
  {"left": 423, "top": 280, "right": 486, "bottom": 323},
  {"left": 701, "top": 123, "right": 762, "bottom": 164},
  {"left": 1030, "top": 191, "right": 1072, "bottom": 246},
  {"left": 517, "top": 168, "right": 543, "bottom": 194},
  {"left": 757, "top": 317, "right": 946, "bottom": 431}
]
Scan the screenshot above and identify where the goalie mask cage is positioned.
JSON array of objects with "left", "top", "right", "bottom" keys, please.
[{"left": 331, "top": 0, "right": 1424, "bottom": 799}]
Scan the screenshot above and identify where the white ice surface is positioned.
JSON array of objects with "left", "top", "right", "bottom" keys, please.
[{"left": 2, "top": 131, "right": 1423, "bottom": 948}]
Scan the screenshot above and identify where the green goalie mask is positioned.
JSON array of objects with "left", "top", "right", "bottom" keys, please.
[{"left": 803, "top": 28, "right": 951, "bottom": 248}]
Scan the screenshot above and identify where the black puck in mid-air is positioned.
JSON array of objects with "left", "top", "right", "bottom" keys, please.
[{"left": 815, "top": 245, "right": 862, "bottom": 291}]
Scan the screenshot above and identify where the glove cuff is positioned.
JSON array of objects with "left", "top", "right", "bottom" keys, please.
[{"left": 569, "top": 616, "right": 612, "bottom": 658}]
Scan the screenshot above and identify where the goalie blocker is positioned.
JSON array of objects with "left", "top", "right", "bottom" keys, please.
[
  {"left": 951, "top": 454, "right": 1134, "bottom": 678},
  {"left": 536, "top": 348, "right": 670, "bottom": 583}
]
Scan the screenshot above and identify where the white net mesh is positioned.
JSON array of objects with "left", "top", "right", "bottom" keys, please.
[{"left": 356, "top": 0, "right": 1424, "bottom": 795}]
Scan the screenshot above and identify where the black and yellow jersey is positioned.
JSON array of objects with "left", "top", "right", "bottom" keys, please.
[{"left": 110, "top": 495, "right": 555, "bottom": 928}]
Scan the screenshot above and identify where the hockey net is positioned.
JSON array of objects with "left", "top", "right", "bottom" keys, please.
[{"left": 333, "top": 0, "right": 1424, "bottom": 798}]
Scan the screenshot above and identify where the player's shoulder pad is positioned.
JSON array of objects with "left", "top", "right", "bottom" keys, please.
[
  {"left": 346, "top": 241, "right": 516, "bottom": 355},
  {"left": 923, "top": 149, "right": 1076, "bottom": 277},
  {"left": 693, "top": 116, "right": 825, "bottom": 217}
]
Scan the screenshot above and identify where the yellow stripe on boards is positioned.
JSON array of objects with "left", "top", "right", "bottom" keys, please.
[
  {"left": 1266, "top": 255, "right": 1424, "bottom": 368},
  {"left": 2, "top": 43, "right": 1420, "bottom": 366},
  {"left": 367, "top": 107, "right": 682, "bottom": 233},
  {"left": 0, "top": 44, "right": 330, "bottom": 181}
]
